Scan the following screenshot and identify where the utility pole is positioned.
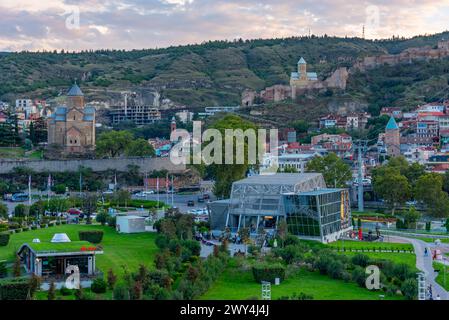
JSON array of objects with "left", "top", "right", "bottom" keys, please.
[{"left": 357, "top": 142, "right": 365, "bottom": 212}]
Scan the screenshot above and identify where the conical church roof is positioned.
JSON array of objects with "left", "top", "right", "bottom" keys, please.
[
  {"left": 386, "top": 116, "right": 399, "bottom": 130},
  {"left": 67, "top": 83, "right": 84, "bottom": 96},
  {"left": 298, "top": 57, "right": 307, "bottom": 64}
]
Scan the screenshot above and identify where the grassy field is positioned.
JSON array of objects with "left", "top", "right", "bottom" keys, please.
[
  {"left": 201, "top": 263, "right": 402, "bottom": 300},
  {"left": 0, "top": 224, "right": 158, "bottom": 274},
  {"left": 327, "top": 240, "right": 414, "bottom": 251},
  {"left": 341, "top": 252, "right": 417, "bottom": 269},
  {"left": 0, "top": 147, "right": 42, "bottom": 159},
  {"left": 433, "top": 262, "right": 449, "bottom": 291}
]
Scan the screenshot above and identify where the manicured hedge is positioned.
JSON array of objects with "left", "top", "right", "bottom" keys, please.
[
  {"left": 0, "top": 277, "right": 33, "bottom": 300},
  {"left": 79, "top": 230, "right": 104, "bottom": 244},
  {"left": 90, "top": 278, "right": 107, "bottom": 293},
  {"left": 252, "top": 263, "right": 286, "bottom": 284},
  {"left": 0, "top": 233, "right": 9, "bottom": 247}
]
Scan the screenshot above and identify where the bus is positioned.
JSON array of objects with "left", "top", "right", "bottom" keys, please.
[{"left": 11, "top": 193, "right": 29, "bottom": 202}]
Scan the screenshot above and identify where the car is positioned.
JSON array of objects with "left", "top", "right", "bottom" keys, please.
[
  {"left": 203, "top": 194, "right": 210, "bottom": 200},
  {"left": 187, "top": 200, "right": 195, "bottom": 207},
  {"left": 197, "top": 196, "right": 205, "bottom": 203},
  {"left": 102, "top": 190, "right": 114, "bottom": 195},
  {"left": 143, "top": 190, "right": 155, "bottom": 195}
]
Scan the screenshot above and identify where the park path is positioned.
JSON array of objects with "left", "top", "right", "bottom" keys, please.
[{"left": 390, "top": 236, "right": 449, "bottom": 300}]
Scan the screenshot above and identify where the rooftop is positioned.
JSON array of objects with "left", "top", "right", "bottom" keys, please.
[
  {"left": 234, "top": 173, "right": 324, "bottom": 186},
  {"left": 386, "top": 116, "right": 399, "bottom": 130},
  {"left": 19, "top": 241, "right": 101, "bottom": 256},
  {"left": 67, "top": 83, "right": 84, "bottom": 96}
]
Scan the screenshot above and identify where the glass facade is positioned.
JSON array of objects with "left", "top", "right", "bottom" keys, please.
[{"left": 283, "top": 189, "right": 351, "bottom": 240}]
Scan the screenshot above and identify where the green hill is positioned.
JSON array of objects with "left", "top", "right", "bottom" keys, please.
[{"left": 1, "top": 32, "right": 449, "bottom": 113}]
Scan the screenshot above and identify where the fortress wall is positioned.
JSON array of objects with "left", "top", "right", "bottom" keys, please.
[{"left": 0, "top": 157, "right": 185, "bottom": 174}]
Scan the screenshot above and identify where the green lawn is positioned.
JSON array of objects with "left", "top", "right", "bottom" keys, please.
[
  {"left": 341, "top": 252, "right": 417, "bottom": 270},
  {"left": 328, "top": 240, "right": 413, "bottom": 251},
  {"left": 0, "top": 224, "right": 158, "bottom": 274},
  {"left": 433, "top": 262, "right": 449, "bottom": 291},
  {"left": 201, "top": 264, "right": 402, "bottom": 300},
  {"left": 0, "top": 147, "right": 42, "bottom": 159}
]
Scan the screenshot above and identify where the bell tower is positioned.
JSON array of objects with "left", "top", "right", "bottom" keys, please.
[{"left": 298, "top": 57, "right": 307, "bottom": 80}]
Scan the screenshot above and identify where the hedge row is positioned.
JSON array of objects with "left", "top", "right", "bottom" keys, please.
[
  {"left": 252, "top": 263, "right": 286, "bottom": 284},
  {"left": 0, "top": 277, "right": 33, "bottom": 300},
  {"left": 0, "top": 233, "right": 9, "bottom": 247},
  {"left": 79, "top": 230, "right": 104, "bottom": 244}
]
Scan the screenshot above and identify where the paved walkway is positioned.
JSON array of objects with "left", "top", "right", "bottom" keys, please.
[{"left": 390, "top": 236, "right": 449, "bottom": 300}]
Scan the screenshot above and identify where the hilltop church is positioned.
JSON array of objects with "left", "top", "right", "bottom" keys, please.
[{"left": 47, "top": 83, "right": 96, "bottom": 155}]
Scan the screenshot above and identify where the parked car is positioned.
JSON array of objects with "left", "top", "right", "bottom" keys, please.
[
  {"left": 203, "top": 194, "right": 210, "bottom": 200},
  {"left": 187, "top": 200, "right": 195, "bottom": 207},
  {"left": 197, "top": 196, "right": 205, "bottom": 203}
]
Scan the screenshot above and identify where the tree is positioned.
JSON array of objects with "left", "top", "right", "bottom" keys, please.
[
  {"left": 306, "top": 153, "right": 352, "bottom": 188},
  {"left": 291, "top": 120, "right": 310, "bottom": 134},
  {"left": 125, "top": 138, "right": 155, "bottom": 157},
  {"left": 372, "top": 167, "right": 410, "bottom": 215},
  {"left": 0, "top": 203, "right": 8, "bottom": 219},
  {"left": 96, "top": 211, "right": 108, "bottom": 225},
  {"left": 47, "top": 281, "right": 56, "bottom": 300},
  {"left": 29, "top": 201, "right": 45, "bottom": 218},
  {"left": 208, "top": 114, "right": 258, "bottom": 198},
  {"left": 14, "top": 204, "right": 28, "bottom": 218},
  {"left": 13, "top": 255, "right": 21, "bottom": 277},
  {"left": 81, "top": 193, "right": 98, "bottom": 224},
  {"left": 96, "top": 130, "right": 134, "bottom": 158},
  {"left": 402, "top": 206, "right": 421, "bottom": 229},
  {"left": 107, "top": 268, "right": 117, "bottom": 290},
  {"left": 113, "top": 189, "right": 131, "bottom": 207},
  {"left": 415, "top": 173, "right": 449, "bottom": 218}
]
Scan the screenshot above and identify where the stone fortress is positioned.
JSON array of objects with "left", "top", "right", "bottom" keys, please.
[
  {"left": 47, "top": 83, "right": 96, "bottom": 155},
  {"left": 242, "top": 57, "right": 349, "bottom": 106},
  {"left": 353, "top": 39, "right": 449, "bottom": 71},
  {"left": 242, "top": 39, "right": 449, "bottom": 107}
]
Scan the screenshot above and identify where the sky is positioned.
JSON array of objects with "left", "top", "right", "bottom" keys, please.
[{"left": 1, "top": 0, "right": 449, "bottom": 52}]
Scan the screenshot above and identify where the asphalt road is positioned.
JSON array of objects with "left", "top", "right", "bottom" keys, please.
[{"left": 132, "top": 192, "right": 216, "bottom": 213}]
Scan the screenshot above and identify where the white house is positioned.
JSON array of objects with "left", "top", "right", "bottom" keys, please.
[{"left": 116, "top": 215, "right": 146, "bottom": 233}]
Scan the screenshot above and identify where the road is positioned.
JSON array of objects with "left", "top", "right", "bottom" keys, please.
[
  {"left": 132, "top": 192, "right": 216, "bottom": 213},
  {"left": 391, "top": 235, "right": 449, "bottom": 300}
]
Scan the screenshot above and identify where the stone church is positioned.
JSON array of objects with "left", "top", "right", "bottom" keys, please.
[{"left": 47, "top": 83, "right": 96, "bottom": 154}]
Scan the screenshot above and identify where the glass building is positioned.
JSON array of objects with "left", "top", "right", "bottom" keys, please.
[{"left": 283, "top": 188, "right": 351, "bottom": 243}]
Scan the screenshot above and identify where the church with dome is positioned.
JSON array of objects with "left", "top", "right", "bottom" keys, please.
[{"left": 47, "top": 83, "right": 96, "bottom": 154}]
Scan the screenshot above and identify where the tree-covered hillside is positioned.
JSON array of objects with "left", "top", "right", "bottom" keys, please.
[{"left": 1, "top": 31, "right": 449, "bottom": 109}]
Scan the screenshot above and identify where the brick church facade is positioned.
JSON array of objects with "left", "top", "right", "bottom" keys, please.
[{"left": 47, "top": 83, "right": 96, "bottom": 154}]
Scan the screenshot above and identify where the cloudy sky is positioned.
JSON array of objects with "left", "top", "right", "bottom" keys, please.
[{"left": 1, "top": 0, "right": 449, "bottom": 52}]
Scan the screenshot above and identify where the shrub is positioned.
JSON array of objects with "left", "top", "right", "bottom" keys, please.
[
  {"left": 107, "top": 269, "right": 117, "bottom": 290},
  {"left": 351, "top": 253, "right": 370, "bottom": 267},
  {"left": 352, "top": 266, "right": 366, "bottom": 287},
  {"left": 106, "top": 216, "right": 116, "bottom": 228},
  {"left": 31, "top": 226, "right": 37, "bottom": 230},
  {"left": 0, "top": 277, "right": 34, "bottom": 300},
  {"left": 91, "top": 278, "right": 107, "bottom": 294},
  {"left": 283, "top": 235, "right": 301, "bottom": 247},
  {"left": 47, "top": 281, "right": 56, "bottom": 300},
  {"left": 182, "top": 240, "right": 201, "bottom": 257},
  {"left": 0, "top": 261, "right": 7, "bottom": 278},
  {"left": 96, "top": 212, "right": 108, "bottom": 225},
  {"left": 79, "top": 230, "right": 104, "bottom": 244},
  {"left": 401, "top": 278, "right": 417, "bottom": 300},
  {"left": 59, "top": 285, "right": 71, "bottom": 296},
  {"left": 252, "top": 263, "right": 286, "bottom": 284},
  {"left": 0, "top": 233, "right": 9, "bottom": 246},
  {"left": 113, "top": 282, "right": 131, "bottom": 300}
]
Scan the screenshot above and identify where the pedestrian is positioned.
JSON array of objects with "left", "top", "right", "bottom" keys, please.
[{"left": 424, "top": 247, "right": 428, "bottom": 257}]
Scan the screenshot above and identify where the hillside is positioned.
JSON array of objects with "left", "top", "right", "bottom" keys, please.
[{"left": 1, "top": 32, "right": 449, "bottom": 113}]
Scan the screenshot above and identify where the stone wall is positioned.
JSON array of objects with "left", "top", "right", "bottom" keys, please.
[{"left": 0, "top": 157, "right": 185, "bottom": 174}]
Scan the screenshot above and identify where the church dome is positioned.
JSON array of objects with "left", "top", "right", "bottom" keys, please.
[{"left": 67, "top": 83, "right": 84, "bottom": 96}]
